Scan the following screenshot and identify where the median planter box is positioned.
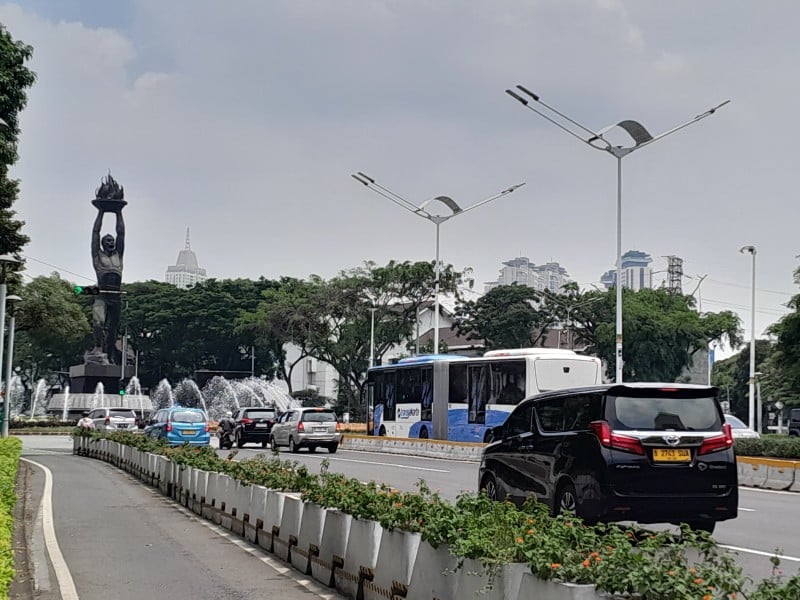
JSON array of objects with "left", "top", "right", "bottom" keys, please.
[
  {"left": 310, "top": 508, "right": 352, "bottom": 588},
  {"left": 452, "top": 559, "right": 528, "bottom": 600},
  {"left": 335, "top": 517, "right": 382, "bottom": 600},
  {"left": 364, "top": 528, "right": 421, "bottom": 600},
  {"left": 291, "top": 502, "right": 326, "bottom": 575},
  {"left": 244, "top": 485, "right": 269, "bottom": 544},
  {"left": 202, "top": 472, "right": 221, "bottom": 521},
  {"left": 516, "top": 573, "right": 601, "bottom": 599},
  {"left": 274, "top": 493, "right": 303, "bottom": 563},
  {"left": 406, "top": 541, "right": 460, "bottom": 600},
  {"left": 216, "top": 474, "right": 234, "bottom": 528},
  {"left": 190, "top": 469, "right": 209, "bottom": 515},
  {"left": 258, "top": 489, "right": 287, "bottom": 553},
  {"left": 228, "top": 481, "right": 253, "bottom": 536}
]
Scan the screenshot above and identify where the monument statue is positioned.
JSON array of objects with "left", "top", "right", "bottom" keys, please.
[{"left": 86, "top": 173, "right": 127, "bottom": 365}]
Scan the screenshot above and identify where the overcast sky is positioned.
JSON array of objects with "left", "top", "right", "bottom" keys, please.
[{"left": 2, "top": 1, "right": 797, "bottom": 358}]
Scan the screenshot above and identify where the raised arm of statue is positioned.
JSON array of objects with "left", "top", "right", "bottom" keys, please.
[
  {"left": 115, "top": 210, "right": 125, "bottom": 258},
  {"left": 91, "top": 210, "right": 103, "bottom": 259}
]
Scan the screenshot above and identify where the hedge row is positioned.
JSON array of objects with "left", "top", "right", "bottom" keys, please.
[
  {"left": 0, "top": 438, "right": 22, "bottom": 599},
  {"left": 735, "top": 435, "right": 800, "bottom": 459}
]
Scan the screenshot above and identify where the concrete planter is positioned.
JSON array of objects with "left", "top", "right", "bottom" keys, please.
[
  {"left": 179, "top": 466, "right": 192, "bottom": 506},
  {"left": 244, "top": 485, "right": 269, "bottom": 544},
  {"left": 216, "top": 474, "right": 234, "bottom": 528},
  {"left": 228, "top": 481, "right": 252, "bottom": 536},
  {"left": 364, "top": 528, "right": 421, "bottom": 600},
  {"left": 202, "top": 472, "right": 221, "bottom": 521},
  {"left": 273, "top": 493, "right": 303, "bottom": 563},
  {"left": 452, "top": 558, "right": 528, "bottom": 600},
  {"left": 191, "top": 470, "right": 209, "bottom": 515},
  {"left": 291, "top": 502, "right": 326, "bottom": 575},
  {"left": 335, "top": 517, "right": 382, "bottom": 600},
  {"left": 258, "top": 490, "right": 287, "bottom": 553},
  {"left": 310, "top": 508, "right": 351, "bottom": 588},
  {"left": 516, "top": 573, "right": 601, "bottom": 599},
  {"left": 406, "top": 542, "right": 460, "bottom": 600},
  {"left": 157, "top": 456, "right": 172, "bottom": 496}
]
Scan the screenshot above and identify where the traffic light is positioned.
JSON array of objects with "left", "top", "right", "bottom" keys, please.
[
  {"left": 74, "top": 285, "right": 100, "bottom": 295},
  {"left": 119, "top": 379, "right": 126, "bottom": 395}
]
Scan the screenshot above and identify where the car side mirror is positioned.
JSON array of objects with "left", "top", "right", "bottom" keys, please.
[{"left": 489, "top": 425, "right": 505, "bottom": 442}]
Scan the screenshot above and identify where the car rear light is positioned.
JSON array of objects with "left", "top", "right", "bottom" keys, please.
[
  {"left": 335, "top": 422, "right": 342, "bottom": 431},
  {"left": 699, "top": 423, "right": 734, "bottom": 455},
  {"left": 105, "top": 416, "right": 110, "bottom": 425},
  {"left": 166, "top": 422, "right": 172, "bottom": 432},
  {"left": 297, "top": 422, "right": 305, "bottom": 432},
  {"left": 590, "top": 420, "right": 644, "bottom": 455},
  {"left": 240, "top": 418, "right": 253, "bottom": 425}
]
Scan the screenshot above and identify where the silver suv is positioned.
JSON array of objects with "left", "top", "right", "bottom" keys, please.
[
  {"left": 87, "top": 407, "right": 138, "bottom": 431},
  {"left": 269, "top": 407, "right": 341, "bottom": 453}
]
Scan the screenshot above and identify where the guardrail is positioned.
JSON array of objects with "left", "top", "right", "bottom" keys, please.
[{"left": 341, "top": 435, "right": 800, "bottom": 491}]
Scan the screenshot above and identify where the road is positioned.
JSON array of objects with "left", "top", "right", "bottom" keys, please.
[
  {"left": 225, "top": 441, "right": 800, "bottom": 585},
  {"left": 18, "top": 436, "right": 800, "bottom": 593},
  {"left": 19, "top": 436, "right": 342, "bottom": 600}
]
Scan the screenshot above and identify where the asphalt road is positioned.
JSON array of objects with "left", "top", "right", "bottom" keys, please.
[
  {"left": 18, "top": 436, "right": 800, "bottom": 593},
  {"left": 20, "top": 436, "right": 343, "bottom": 600}
]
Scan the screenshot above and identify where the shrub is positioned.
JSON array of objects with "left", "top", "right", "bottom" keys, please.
[{"left": 0, "top": 438, "right": 22, "bottom": 597}]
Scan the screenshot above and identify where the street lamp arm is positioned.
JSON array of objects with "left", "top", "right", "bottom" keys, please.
[
  {"left": 351, "top": 172, "right": 425, "bottom": 215},
  {"left": 633, "top": 100, "right": 731, "bottom": 151},
  {"left": 457, "top": 182, "right": 526, "bottom": 216},
  {"left": 507, "top": 89, "right": 605, "bottom": 149},
  {"left": 513, "top": 85, "right": 603, "bottom": 140}
]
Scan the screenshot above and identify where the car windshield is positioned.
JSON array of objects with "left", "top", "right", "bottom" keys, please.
[
  {"left": 608, "top": 395, "right": 721, "bottom": 431},
  {"left": 171, "top": 411, "right": 206, "bottom": 424},
  {"left": 244, "top": 410, "right": 275, "bottom": 419},
  {"left": 109, "top": 410, "right": 135, "bottom": 418},
  {"left": 302, "top": 410, "right": 337, "bottom": 423},
  {"left": 725, "top": 414, "right": 748, "bottom": 429}
]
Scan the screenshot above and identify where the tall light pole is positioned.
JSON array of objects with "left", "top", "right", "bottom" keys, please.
[
  {"left": 740, "top": 245, "right": 757, "bottom": 430},
  {"left": 506, "top": 85, "right": 728, "bottom": 382},
  {"left": 2, "top": 294, "right": 21, "bottom": 438},
  {"left": 353, "top": 172, "right": 524, "bottom": 353},
  {"left": 369, "top": 307, "right": 377, "bottom": 368},
  {"left": 0, "top": 255, "right": 19, "bottom": 430}
]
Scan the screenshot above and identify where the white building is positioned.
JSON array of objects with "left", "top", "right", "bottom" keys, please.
[
  {"left": 484, "top": 257, "right": 571, "bottom": 293},
  {"left": 600, "top": 250, "right": 653, "bottom": 291},
  {"left": 165, "top": 228, "right": 207, "bottom": 289}
]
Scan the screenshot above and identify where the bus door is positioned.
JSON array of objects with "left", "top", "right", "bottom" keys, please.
[{"left": 361, "top": 380, "right": 375, "bottom": 436}]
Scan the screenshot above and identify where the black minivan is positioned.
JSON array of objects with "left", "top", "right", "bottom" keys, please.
[{"left": 479, "top": 383, "right": 738, "bottom": 533}]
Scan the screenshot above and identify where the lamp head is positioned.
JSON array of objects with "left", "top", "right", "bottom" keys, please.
[
  {"left": 5, "top": 294, "right": 21, "bottom": 312},
  {"left": 739, "top": 245, "right": 756, "bottom": 255}
]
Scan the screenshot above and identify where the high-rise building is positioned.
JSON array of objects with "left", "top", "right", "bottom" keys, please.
[
  {"left": 165, "top": 228, "right": 207, "bottom": 289},
  {"left": 599, "top": 250, "right": 653, "bottom": 291},
  {"left": 484, "top": 257, "right": 571, "bottom": 293}
]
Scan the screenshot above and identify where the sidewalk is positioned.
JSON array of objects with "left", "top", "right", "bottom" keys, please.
[{"left": 14, "top": 436, "right": 343, "bottom": 599}]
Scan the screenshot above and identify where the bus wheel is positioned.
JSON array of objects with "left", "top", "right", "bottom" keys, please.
[
  {"left": 379, "top": 426, "right": 386, "bottom": 437},
  {"left": 419, "top": 427, "right": 429, "bottom": 439}
]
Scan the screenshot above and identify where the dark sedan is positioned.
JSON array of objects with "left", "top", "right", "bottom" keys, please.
[{"left": 233, "top": 407, "right": 278, "bottom": 448}]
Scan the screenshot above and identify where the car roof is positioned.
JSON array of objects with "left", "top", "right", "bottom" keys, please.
[
  {"left": 520, "top": 383, "right": 718, "bottom": 405},
  {"left": 165, "top": 407, "right": 206, "bottom": 413}
]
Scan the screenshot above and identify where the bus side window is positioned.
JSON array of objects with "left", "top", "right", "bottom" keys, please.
[
  {"left": 448, "top": 364, "right": 468, "bottom": 404},
  {"left": 468, "top": 364, "right": 490, "bottom": 424},
  {"left": 420, "top": 367, "right": 432, "bottom": 421},
  {"left": 384, "top": 371, "right": 397, "bottom": 421},
  {"left": 492, "top": 360, "right": 526, "bottom": 405}
]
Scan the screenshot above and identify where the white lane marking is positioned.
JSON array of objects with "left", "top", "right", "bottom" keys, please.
[
  {"left": 720, "top": 545, "right": 800, "bottom": 563},
  {"left": 142, "top": 487, "right": 339, "bottom": 598},
  {"left": 739, "top": 507, "right": 756, "bottom": 512},
  {"left": 20, "top": 458, "right": 79, "bottom": 600},
  {"left": 740, "top": 486, "right": 798, "bottom": 496},
  {"left": 325, "top": 456, "right": 449, "bottom": 473}
]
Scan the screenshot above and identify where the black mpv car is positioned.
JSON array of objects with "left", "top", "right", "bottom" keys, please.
[
  {"left": 479, "top": 383, "right": 738, "bottom": 533},
  {"left": 233, "top": 407, "right": 278, "bottom": 448}
]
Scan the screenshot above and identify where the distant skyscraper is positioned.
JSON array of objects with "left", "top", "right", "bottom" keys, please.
[
  {"left": 599, "top": 250, "right": 653, "bottom": 291},
  {"left": 165, "top": 228, "right": 207, "bottom": 289},
  {"left": 485, "top": 257, "right": 571, "bottom": 293}
]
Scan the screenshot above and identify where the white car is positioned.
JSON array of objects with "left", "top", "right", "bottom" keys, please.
[
  {"left": 724, "top": 414, "right": 760, "bottom": 439},
  {"left": 87, "top": 407, "right": 139, "bottom": 431}
]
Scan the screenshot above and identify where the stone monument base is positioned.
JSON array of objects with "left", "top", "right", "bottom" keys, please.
[{"left": 69, "top": 363, "right": 135, "bottom": 394}]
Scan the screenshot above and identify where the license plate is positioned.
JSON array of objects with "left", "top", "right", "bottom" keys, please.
[
  {"left": 182, "top": 430, "right": 196, "bottom": 436},
  {"left": 255, "top": 423, "right": 268, "bottom": 428},
  {"left": 653, "top": 448, "right": 691, "bottom": 462},
  {"left": 313, "top": 427, "right": 327, "bottom": 433}
]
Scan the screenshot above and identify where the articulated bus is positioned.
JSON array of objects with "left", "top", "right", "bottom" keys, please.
[{"left": 363, "top": 348, "right": 603, "bottom": 442}]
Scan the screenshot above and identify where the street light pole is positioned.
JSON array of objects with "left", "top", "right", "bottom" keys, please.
[
  {"left": 506, "top": 85, "right": 728, "bottom": 382},
  {"left": 352, "top": 172, "right": 525, "bottom": 354},
  {"left": 740, "top": 245, "right": 757, "bottom": 430},
  {"left": 369, "top": 307, "right": 377, "bottom": 368},
  {"left": 1, "top": 295, "right": 21, "bottom": 438},
  {"left": 0, "top": 255, "right": 20, "bottom": 430}
]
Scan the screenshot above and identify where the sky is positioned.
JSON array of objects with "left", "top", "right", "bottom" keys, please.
[{"left": 1, "top": 0, "right": 798, "bottom": 360}]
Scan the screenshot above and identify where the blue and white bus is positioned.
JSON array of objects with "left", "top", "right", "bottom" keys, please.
[{"left": 363, "top": 348, "right": 603, "bottom": 442}]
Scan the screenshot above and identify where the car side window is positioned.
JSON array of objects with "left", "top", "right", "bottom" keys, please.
[
  {"left": 536, "top": 398, "right": 565, "bottom": 433},
  {"left": 505, "top": 404, "right": 533, "bottom": 437},
  {"left": 563, "top": 394, "right": 603, "bottom": 431}
]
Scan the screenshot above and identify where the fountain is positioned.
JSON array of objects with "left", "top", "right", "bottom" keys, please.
[
  {"left": 173, "top": 378, "right": 208, "bottom": 413},
  {"left": 5, "top": 377, "right": 25, "bottom": 420},
  {"left": 29, "top": 379, "right": 48, "bottom": 417},
  {"left": 150, "top": 379, "right": 175, "bottom": 412},
  {"left": 92, "top": 382, "right": 105, "bottom": 410},
  {"left": 61, "top": 386, "right": 70, "bottom": 421}
]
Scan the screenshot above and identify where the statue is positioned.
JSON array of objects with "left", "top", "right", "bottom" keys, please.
[{"left": 86, "top": 173, "right": 126, "bottom": 365}]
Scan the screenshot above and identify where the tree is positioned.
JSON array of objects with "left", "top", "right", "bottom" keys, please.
[
  {"left": 0, "top": 24, "right": 35, "bottom": 280},
  {"left": 13, "top": 274, "right": 90, "bottom": 390},
  {"left": 452, "top": 285, "right": 558, "bottom": 349}
]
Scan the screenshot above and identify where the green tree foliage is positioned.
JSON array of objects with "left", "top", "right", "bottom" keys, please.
[
  {"left": 768, "top": 294, "right": 800, "bottom": 404},
  {"left": 452, "top": 284, "right": 558, "bottom": 349},
  {"left": 121, "top": 278, "right": 281, "bottom": 389},
  {"left": 710, "top": 339, "right": 775, "bottom": 420},
  {"left": 0, "top": 24, "right": 35, "bottom": 275},
  {"left": 13, "top": 274, "right": 90, "bottom": 388},
  {"left": 582, "top": 288, "right": 741, "bottom": 382}
]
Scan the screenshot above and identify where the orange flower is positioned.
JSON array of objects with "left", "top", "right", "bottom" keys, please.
[
  {"left": 527, "top": 529, "right": 535, "bottom": 535},
  {"left": 689, "top": 567, "right": 697, "bottom": 574},
  {"left": 668, "top": 570, "right": 676, "bottom": 576},
  {"left": 550, "top": 563, "right": 561, "bottom": 569},
  {"left": 582, "top": 559, "right": 591, "bottom": 568},
  {"left": 694, "top": 578, "right": 704, "bottom": 585},
  {"left": 703, "top": 596, "right": 712, "bottom": 600},
  {"left": 515, "top": 537, "right": 524, "bottom": 544}
]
